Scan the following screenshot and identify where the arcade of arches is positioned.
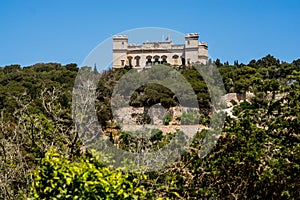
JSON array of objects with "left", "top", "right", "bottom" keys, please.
[{"left": 127, "top": 55, "right": 184, "bottom": 67}]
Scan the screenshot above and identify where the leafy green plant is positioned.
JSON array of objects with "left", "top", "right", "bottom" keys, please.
[
  {"left": 30, "top": 149, "right": 148, "bottom": 200},
  {"left": 163, "top": 114, "right": 172, "bottom": 125}
]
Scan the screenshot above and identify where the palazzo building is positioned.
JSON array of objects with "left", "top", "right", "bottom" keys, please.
[{"left": 112, "top": 33, "right": 208, "bottom": 69}]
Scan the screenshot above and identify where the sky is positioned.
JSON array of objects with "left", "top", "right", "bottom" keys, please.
[{"left": 0, "top": 0, "right": 299, "bottom": 67}]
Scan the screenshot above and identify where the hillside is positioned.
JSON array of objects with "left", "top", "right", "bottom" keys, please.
[{"left": 0, "top": 55, "right": 299, "bottom": 199}]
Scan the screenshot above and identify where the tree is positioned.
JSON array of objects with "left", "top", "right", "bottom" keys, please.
[
  {"left": 256, "top": 54, "right": 280, "bottom": 67},
  {"left": 214, "top": 58, "right": 222, "bottom": 67}
]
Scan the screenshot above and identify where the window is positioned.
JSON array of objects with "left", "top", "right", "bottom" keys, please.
[
  {"left": 161, "top": 55, "right": 167, "bottom": 64},
  {"left": 146, "top": 56, "right": 152, "bottom": 66},
  {"left": 121, "top": 60, "right": 125, "bottom": 66},
  {"left": 134, "top": 56, "right": 140, "bottom": 67},
  {"left": 127, "top": 56, "right": 133, "bottom": 67},
  {"left": 172, "top": 55, "right": 179, "bottom": 65},
  {"left": 153, "top": 55, "right": 160, "bottom": 65}
]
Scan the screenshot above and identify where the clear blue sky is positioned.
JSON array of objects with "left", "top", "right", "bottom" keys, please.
[{"left": 0, "top": 0, "right": 299, "bottom": 67}]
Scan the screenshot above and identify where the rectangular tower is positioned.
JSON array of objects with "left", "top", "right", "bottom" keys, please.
[
  {"left": 113, "top": 35, "right": 128, "bottom": 68},
  {"left": 184, "top": 33, "right": 200, "bottom": 65}
]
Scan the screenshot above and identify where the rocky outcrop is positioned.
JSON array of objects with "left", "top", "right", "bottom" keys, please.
[{"left": 221, "top": 92, "right": 254, "bottom": 107}]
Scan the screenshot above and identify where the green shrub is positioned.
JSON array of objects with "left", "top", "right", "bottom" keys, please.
[
  {"left": 149, "top": 129, "right": 163, "bottom": 142},
  {"left": 30, "top": 149, "right": 148, "bottom": 199},
  {"left": 135, "top": 113, "right": 151, "bottom": 125},
  {"left": 230, "top": 99, "right": 237, "bottom": 105},
  {"left": 163, "top": 114, "right": 172, "bottom": 125},
  {"left": 181, "top": 112, "right": 199, "bottom": 125}
]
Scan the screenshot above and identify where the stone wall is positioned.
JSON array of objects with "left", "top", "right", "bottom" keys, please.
[{"left": 221, "top": 92, "right": 254, "bottom": 107}]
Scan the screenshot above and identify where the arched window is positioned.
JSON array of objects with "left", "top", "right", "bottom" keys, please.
[
  {"left": 134, "top": 56, "right": 141, "bottom": 67},
  {"left": 127, "top": 56, "right": 133, "bottom": 67},
  {"left": 146, "top": 56, "right": 152, "bottom": 66},
  {"left": 153, "top": 55, "right": 160, "bottom": 65},
  {"left": 172, "top": 55, "right": 179, "bottom": 65},
  {"left": 161, "top": 55, "right": 167, "bottom": 64}
]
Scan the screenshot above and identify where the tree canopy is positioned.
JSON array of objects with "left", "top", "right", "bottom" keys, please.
[{"left": 0, "top": 55, "right": 299, "bottom": 199}]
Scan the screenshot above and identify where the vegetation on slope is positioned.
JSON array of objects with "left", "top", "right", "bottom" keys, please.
[{"left": 0, "top": 55, "right": 299, "bottom": 199}]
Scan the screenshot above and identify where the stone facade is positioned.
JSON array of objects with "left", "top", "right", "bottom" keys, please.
[{"left": 112, "top": 33, "right": 208, "bottom": 69}]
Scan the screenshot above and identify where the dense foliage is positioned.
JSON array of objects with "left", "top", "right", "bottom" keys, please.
[
  {"left": 0, "top": 55, "right": 299, "bottom": 199},
  {"left": 31, "top": 149, "right": 148, "bottom": 199}
]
